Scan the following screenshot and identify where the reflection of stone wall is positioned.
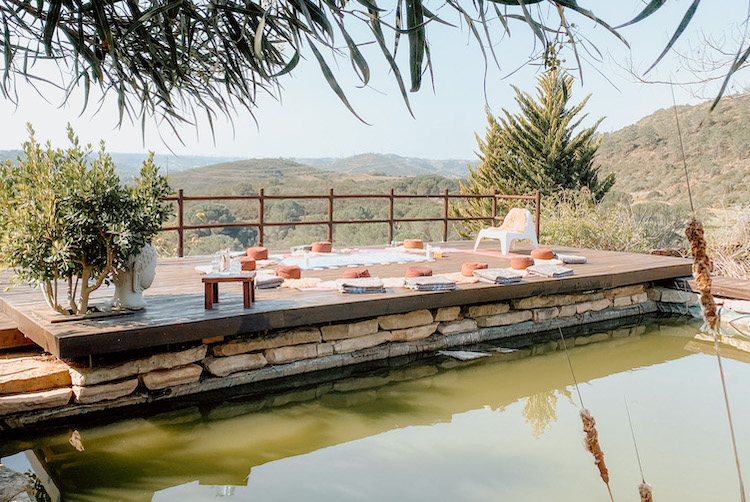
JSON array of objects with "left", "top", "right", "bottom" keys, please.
[{"left": 0, "top": 284, "right": 698, "bottom": 429}]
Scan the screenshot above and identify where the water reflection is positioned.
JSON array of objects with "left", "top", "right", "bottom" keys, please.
[{"left": 4, "top": 317, "right": 747, "bottom": 501}]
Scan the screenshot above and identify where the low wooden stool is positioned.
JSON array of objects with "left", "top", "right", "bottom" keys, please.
[{"left": 202, "top": 272, "right": 256, "bottom": 309}]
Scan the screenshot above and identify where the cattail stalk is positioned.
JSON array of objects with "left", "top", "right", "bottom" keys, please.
[
  {"left": 686, "top": 217, "right": 746, "bottom": 502},
  {"left": 559, "top": 329, "right": 614, "bottom": 501},
  {"left": 639, "top": 482, "right": 653, "bottom": 502}
]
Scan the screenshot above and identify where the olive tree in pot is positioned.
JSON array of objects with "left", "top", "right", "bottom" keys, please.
[{"left": 0, "top": 125, "right": 171, "bottom": 315}]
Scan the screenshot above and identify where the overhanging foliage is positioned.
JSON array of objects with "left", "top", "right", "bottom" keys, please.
[{"left": 0, "top": 0, "right": 707, "bottom": 129}]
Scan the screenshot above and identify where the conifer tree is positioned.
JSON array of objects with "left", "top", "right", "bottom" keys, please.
[{"left": 453, "top": 69, "right": 614, "bottom": 236}]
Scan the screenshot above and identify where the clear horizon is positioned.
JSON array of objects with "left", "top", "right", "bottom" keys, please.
[{"left": 1, "top": 2, "right": 747, "bottom": 160}]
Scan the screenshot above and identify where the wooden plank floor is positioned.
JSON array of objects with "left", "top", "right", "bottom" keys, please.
[
  {"left": 689, "top": 276, "right": 750, "bottom": 301},
  {"left": 0, "top": 241, "right": 692, "bottom": 360}
]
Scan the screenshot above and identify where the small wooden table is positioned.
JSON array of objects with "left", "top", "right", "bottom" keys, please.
[{"left": 201, "top": 272, "right": 256, "bottom": 309}]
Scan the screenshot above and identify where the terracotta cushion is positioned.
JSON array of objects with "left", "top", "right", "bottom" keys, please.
[
  {"left": 405, "top": 266, "right": 432, "bottom": 278},
  {"left": 461, "top": 262, "right": 488, "bottom": 277},
  {"left": 342, "top": 267, "right": 370, "bottom": 279},
  {"left": 311, "top": 241, "right": 332, "bottom": 253},
  {"left": 246, "top": 246, "right": 268, "bottom": 260},
  {"left": 510, "top": 256, "right": 535, "bottom": 270},
  {"left": 530, "top": 248, "right": 555, "bottom": 260},
  {"left": 239, "top": 256, "right": 256, "bottom": 271},
  {"left": 275, "top": 265, "right": 301, "bottom": 280},
  {"left": 403, "top": 239, "right": 424, "bottom": 249}
]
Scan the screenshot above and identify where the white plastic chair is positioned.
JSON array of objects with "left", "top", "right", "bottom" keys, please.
[{"left": 473, "top": 208, "right": 539, "bottom": 255}]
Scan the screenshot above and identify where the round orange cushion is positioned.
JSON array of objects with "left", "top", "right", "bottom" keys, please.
[
  {"left": 403, "top": 239, "right": 424, "bottom": 249},
  {"left": 311, "top": 241, "right": 332, "bottom": 253},
  {"left": 510, "top": 256, "right": 535, "bottom": 270},
  {"left": 405, "top": 266, "right": 432, "bottom": 277},
  {"left": 530, "top": 248, "right": 555, "bottom": 260},
  {"left": 239, "top": 256, "right": 256, "bottom": 271},
  {"left": 247, "top": 246, "right": 268, "bottom": 260},
  {"left": 342, "top": 267, "right": 370, "bottom": 279},
  {"left": 275, "top": 265, "right": 301, "bottom": 280},
  {"left": 461, "top": 262, "right": 488, "bottom": 277}
]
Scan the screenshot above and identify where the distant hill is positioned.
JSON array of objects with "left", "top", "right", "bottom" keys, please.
[
  {"left": 0, "top": 150, "right": 239, "bottom": 181},
  {"left": 296, "top": 153, "right": 473, "bottom": 178},
  {"left": 597, "top": 94, "right": 750, "bottom": 207}
]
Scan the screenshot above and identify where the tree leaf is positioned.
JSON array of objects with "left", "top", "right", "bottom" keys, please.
[{"left": 645, "top": 0, "right": 701, "bottom": 74}]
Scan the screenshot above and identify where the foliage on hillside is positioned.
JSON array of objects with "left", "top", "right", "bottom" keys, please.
[{"left": 597, "top": 94, "right": 750, "bottom": 207}]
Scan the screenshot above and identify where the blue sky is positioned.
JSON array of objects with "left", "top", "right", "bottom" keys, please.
[{"left": 1, "top": 1, "right": 748, "bottom": 160}]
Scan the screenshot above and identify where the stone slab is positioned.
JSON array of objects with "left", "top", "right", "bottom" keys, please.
[
  {"left": 204, "top": 353, "right": 268, "bottom": 377},
  {"left": 631, "top": 292, "right": 648, "bottom": 304},
  {"left": 0, "top": 465, "right": 34, "bottom": 502},
  {"left": 321, "top": 319, "right": 379, "bottom": 341},
  {"left": 333, "top": 332, "right": 392, "bottom": 354},
  {"left": 603, "top": 284, "right": 646, "bottom": 299},
  {"left": 576, "top": 298, "right": 612, "bottom": 314},
  {"left": 613, "top": 296, "right": 632, "bottom": 308},
  {"left": 475, "top": 310, "right": 533, "bottom": 328},
  {"left": 264, "top": 343, "right": 332, "bottom": 364},
  {"left": 214, "top": 328, "right": 322, "bottom": 356},
  {"left": 0, "top": 387, "right": 72, "bottom": 416},
  {"left": 141, "top": 364, "right": 203, "bottom": 391},
  {"left": 434, "top": 306, "right": 461, "bottom": 322},
  {"left": 558, "top": 304, "right": 578, "bottom": 317},
  {"left": 391, "top": 322, "right": 439, "bottom": 342},
  {"left": 655, "top": 287, "right": 698, "bottom": 304},
  {"left": 378, "top": 310, "right": 433, "bottom": 331},
  {"left": 69, "top": 345, "right": 207, "bottom": 386},
  {"left": 73, "top": 378, "right": 139, "bottom": 404},
  {"left": 464, "top": 303, "right": 509, "bottom": 318},
  {"left": 0, "top": 356, "right": 72, "bottom": 395},
  {"left": 512, "top": 292, "right": 603, "bottom": 310},
  {"left": 532, "top": 307, "right": 559, "bottom": 322},
  {"left": 438, "top": 318, "right": 478, "bottom": 336}
]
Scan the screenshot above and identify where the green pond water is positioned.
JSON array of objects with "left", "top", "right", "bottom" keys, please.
[{"left": 3, "top": 315, "right": 750, "bottom": 502}]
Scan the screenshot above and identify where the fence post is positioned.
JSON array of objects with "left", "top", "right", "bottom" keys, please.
[
  {"left": 388, "top": 188, "right": 395, "bottom": 244},
  {"left": 258, "top": 188, "right": 265, "bottom": 247},
  {"left": 491, "top": 189, "right": 498, "bottom": 225},
  {"left": 176, "top": 189, "right": 184, "bottom": 257},
  {"left": 442, "top": 189, "right": 449, "bottom": 242},
  {"left": 327, "top": 188, "right": 334, "bottom": 243},
  {"left": 535, "top": 189, "right": 541, "bottom": 241}
]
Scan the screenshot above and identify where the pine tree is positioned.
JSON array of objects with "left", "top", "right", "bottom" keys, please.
[{"left": 452, "top": 69, "right": 614, "bottom": 236}]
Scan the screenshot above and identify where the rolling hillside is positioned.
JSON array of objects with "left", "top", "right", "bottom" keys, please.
[
  {"left": 296, "top": 153, "right": 473, "bottom": 178},
  {"left": 597, "top": 94, "right": 750, "bottom": 207}
]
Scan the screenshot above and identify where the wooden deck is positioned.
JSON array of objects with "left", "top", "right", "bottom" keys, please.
[{"left": 0, "top": 241, "right": 692, "bottom": 360}]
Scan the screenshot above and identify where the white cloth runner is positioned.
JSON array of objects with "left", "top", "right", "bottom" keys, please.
[
  {"left": 336, "top": 277, "right": 386, "bottom": 294},
  {"left": 405, "top": 275, "right": 457, "bottom": 291},
  {"left": 473, "top": 268, "right": 524, "bottom": 284},
  {"left": 556, "top": 254, "right": 587, "bottom": 264},
  {"left": 527, "top": 264, "right": 574, "bottom": 277}
]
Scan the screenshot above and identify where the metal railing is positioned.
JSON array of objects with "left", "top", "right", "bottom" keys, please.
[{"left": 162, "top": 189, "right": 542, "bottom": 257}]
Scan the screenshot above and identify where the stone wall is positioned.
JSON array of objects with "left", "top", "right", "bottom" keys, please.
[{"left": 0, "top": 283, "right": 698, "bottom": 429}]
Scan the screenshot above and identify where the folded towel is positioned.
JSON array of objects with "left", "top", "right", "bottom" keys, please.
[
  {"left": 336, "top": 277, "right": 386, "bottom": 294},
  {"left": 473, "top": 268, "right": 524, "bottom": 284},
  {"left": 405, "top": 275, "right": 457, "bottom": 291},
  {"left": 527, "top": 264, "right": 574, "bottom": 277},
  {"left": 556, "top": 254, "right": 587, "bottom": 264},
  {"left": 256, "top": 274, "right": 284, "bottom": 289}
]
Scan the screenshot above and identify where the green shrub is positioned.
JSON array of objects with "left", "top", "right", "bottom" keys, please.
[
  {"left": 541, "top": 190, "right": 651, "bottom": 252},
  {"left": 0, "top": 125, "right": 171, "bottom": 314}
]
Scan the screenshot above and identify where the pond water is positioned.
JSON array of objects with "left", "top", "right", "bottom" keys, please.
[{"left": 3, "top": 316, "right": 750, "bottom": 502}]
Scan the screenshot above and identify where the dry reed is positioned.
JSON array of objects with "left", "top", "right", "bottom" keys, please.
[
  {"left": 686, "top": 218, "right": 718, "bottom": 331},
  {"left": 580, "top": 408, "right": 610, "bottom": 487},
  {"left": 638, "top": 482, "right": 653, "bottom": 502},
  {"left": 685, "top": 217, "right": 746, "bottom": 502}
]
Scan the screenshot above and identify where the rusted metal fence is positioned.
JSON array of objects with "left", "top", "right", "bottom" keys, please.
[{"left": 162, "top": 189, "right": 542, "bottom": 257}]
